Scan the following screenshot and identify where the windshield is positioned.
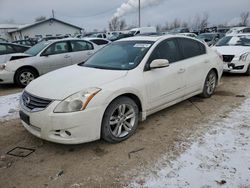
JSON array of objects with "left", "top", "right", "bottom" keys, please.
[
  {"left": 81, "top": 41, "right": 153, "bottom": 70},
  {"left": 24, "top": 41, "right": 51, "bottom": 56},
  {"left": 216, "top": 35, "right": 250, "bottom": 46},
  {"left": 128, "top": 31, "right": 137, "bottom": 35}
]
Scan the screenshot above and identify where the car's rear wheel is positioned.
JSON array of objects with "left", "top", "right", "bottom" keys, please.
[
  {"left": 201, "top": 70, "right": 217, "bottom": 98},
  {"left": 246, "top": 64, "right": 250, "bottom": 76},
  {"left": 101, "top": 96, "right": 139, "bottom": 143},
  {"left": 15, "top": 68, "right": 38, "bottom": 88}
]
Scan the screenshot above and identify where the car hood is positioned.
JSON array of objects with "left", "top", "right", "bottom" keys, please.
[
  {"left": 25, "top": 65, "right": 128, "bottom": 100},
  {"left": 213, "top": 46, "right": 250, "bottom": 57},
  {"left": 0, "top": 53, "right": 31, "bottom": 64}
]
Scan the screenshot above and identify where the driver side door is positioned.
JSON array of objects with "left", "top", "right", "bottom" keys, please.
[{"left": 38, "top": 41, "right": 72, "bottom": 74}]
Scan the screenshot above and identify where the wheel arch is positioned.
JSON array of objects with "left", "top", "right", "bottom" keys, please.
[
  {"left": 14, "top": 65, "right": 39, "bottom": 83},
  {"left": 103, "top": 92, "right": 145, "bottom": 121}
]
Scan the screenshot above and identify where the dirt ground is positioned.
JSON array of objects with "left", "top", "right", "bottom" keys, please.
[{"left": 0, "top": 74, "right": 250, "bottom": 188}]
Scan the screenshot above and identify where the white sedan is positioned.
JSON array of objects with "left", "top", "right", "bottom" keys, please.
[
  {"left": 213, "top": 34, "right": 250, "bottom": 75},
  {"left": 0, "top": 38, "right": 99, "bottom": 87},
  {"left": 19, "top": 35, "right": 223, "bottom": 144}
]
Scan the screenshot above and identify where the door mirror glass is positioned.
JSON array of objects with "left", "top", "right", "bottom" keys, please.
[{"left": 150, "top": 59, "right": 169, "bottom": 69}]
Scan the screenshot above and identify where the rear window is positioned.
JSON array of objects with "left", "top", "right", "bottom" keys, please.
[{"left": 178, "top": 38, "right": 206, "bottom": 59}]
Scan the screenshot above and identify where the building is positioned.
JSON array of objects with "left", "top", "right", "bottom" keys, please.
[
  {"left": 9, "top": 18, "right": 83, "bottom": 41},
  {"left": 0, "top": 24, "right": 22, "bottom": 41}
]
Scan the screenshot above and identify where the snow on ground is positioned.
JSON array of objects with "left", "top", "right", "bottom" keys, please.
[
  {"left": 130, "top": 98, "right": 250, "bottom": 188},
  {"left": 0, "top": 93, "right": 21, "bottom": 122}
]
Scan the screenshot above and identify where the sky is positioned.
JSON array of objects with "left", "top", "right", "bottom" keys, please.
[{"left": 0, "top": 0, "right": 249, "bottom": 31}]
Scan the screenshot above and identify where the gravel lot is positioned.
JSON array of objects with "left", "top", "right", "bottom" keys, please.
[{"left": 0, "top": 74, "right": 250, "bottom": 188}]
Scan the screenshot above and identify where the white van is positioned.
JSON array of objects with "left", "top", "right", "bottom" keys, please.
[{"left": 129, "top": 27, "right": 157, "bottom": 36}]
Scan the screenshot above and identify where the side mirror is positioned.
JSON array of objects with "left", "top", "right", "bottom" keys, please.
[
  {"left": 150, "top": 59, "right": 169, "bottom": 69},
  {"left": 41, "top": 51, "right": 50, "bottom": 57}
]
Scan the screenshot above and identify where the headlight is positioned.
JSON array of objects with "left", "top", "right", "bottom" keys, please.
[
  {"left": 54, "top": 87, "right": 101, "bottom": 113},
  {"left": 0, "top": 64, "right": 6, "bottom": 70},
  {"left": 239, "top": 52, "right": 250, "bottom": 61}
]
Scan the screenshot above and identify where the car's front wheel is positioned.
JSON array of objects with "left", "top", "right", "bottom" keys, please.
[
  {"left": 201, "top": 70, "right": 217, "bottom": 98},
  {"left": 101, "top": 96, "right": 139, "bottom": 143},
  {"left": 15, "top": 68, "right": 38, "bottom": 88}
]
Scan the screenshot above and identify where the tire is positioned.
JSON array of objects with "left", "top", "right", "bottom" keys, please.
[
  {"left": 101, "top": 96, "right": 139, "bottom": 143},
  {"left": 200, "top": 70, "right": 217, "bottom": 98},
  {"left": 15, "top": 68, "right": 38, "bottom": 88},
  {"left": 246, "top": 64, "right": 250, "bottom": 76}
]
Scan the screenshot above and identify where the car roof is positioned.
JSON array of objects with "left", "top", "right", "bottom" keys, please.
[
  {"left": 47, "top": 38, "right": 94, "bottom": 42},
  {"left": 118, "top": 35, "right": 200, "bottom": 42},
  {"left": 118, "top": 35, "right": 168, "bottom": 42},
  {"left": 0, "top": 42, "right": 29, "bottom": 47},
  {"left": 227, "top": 33, "right": 250, "bottom": 37},
  {"left": 83, "top": 37, "right": 110, "bottom": 41}
]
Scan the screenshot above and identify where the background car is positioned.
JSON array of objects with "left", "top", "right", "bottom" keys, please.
[
  {"left": 12, "top": 39, "right": 38, "bottom": 47},
  {"left": 0, "top": 38, "right": 8, "bottom": 42},
  {"left": 178, "top": 33, "right": 197, "bottom": 38},
  {"left": 226, "top": 27, "right": 250, "bottom": 36},
  {"left": 213, "top": 34, "right": 250, "bottom": 75},
  {"left": 196, "top": 33, "right": 225, "bottom": 46},
  {"left": 0, "top": 42, "right": 30, "bottom": 64},
  {"left": 0, "top": 38, "right": 100, "bottom": 87},
  {"left": 19, "top": 35, "right": 223, "bottom": 144},
  {"left": 84, "top": 37, "right": 111, "bottom": 48}
]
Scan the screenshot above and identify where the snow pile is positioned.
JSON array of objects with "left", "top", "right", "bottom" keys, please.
[
  {"left": 130, "top": 98, "right": 250, "bottom": 188},
  {"left": 0, "top": 93, "right": 21, "bottom": 122}
]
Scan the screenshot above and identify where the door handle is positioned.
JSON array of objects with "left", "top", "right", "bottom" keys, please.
[
  {"left": 64, "top": 55, "right": 70, "bottom": 58},
  {"left": 178, "top": 68, "right": 185, "bottom": 74},
  {"left": 87, "top": 52, "right": 93, "bottom": 55},
  {"left": 203, "top": 60, "right": 209, "bottom": 64}
]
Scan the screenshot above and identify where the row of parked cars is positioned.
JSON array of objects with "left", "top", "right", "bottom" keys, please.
[{"left": 0, "top": 27, "right": 250, "bottom": 145}]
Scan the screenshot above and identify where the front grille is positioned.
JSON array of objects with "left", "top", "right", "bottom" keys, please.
[
  {"left": 222, "top": 55, "right": 235, "bottom": 63},
  {"left": 22, "top": 91, "right": 52, "bottom": 111}
]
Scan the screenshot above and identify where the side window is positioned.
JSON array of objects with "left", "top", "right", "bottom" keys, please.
[
  {"left": 178, "top": 38, "right": 205, "bottom": 59},
  {"left": 148, "top": 39, "right": 181, "bottom": 63},
  {"left": 91, "top": 39, "right": 109, "bottom": 45},
  {"left": 71, "top": 41, "right": 94, "bottom": 52},
  {"left": 0, "top": 44, "right": 15, "bottom": 54},
  {"left": 44, "top": 41, "right": 69, "bottom": 55},
  {"left": 0, "top": 44, "right": 7, "bottom": 55}
]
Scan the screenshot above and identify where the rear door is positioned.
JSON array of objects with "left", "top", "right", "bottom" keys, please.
[
  {"left": 144, "top": 39, "right": 185, "bottom": 110},
  {"left": 70, "top": 40, "right": 96, "bottom": 64},
  {"left": 177, "top": 38, "right": 208, "bottom": 94},
  {"left": 38, "top": 41, "right": 72, "bottom": 74}
]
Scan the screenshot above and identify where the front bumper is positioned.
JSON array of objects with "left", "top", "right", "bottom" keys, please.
[
  {"left": 0, "top": 69, "right": 14, "bottom": 84},
  {"left": 223, "top": 60, "right": 249, "bottom": 74},
  {"left": 20, "top": 101, "right": 105, "bottom": 144}
]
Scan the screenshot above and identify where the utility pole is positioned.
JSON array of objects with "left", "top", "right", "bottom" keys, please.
[
  {"left": 52, "top": 9, "right": 55, "bottom": 18},
  {"left": 138, "top": 0, "right": 141, "bottom": 27}
]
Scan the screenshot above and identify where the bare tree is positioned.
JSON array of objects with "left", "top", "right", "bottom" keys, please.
[
  {"left": 109, "top": 17, "right": 127, "bottom": 31},
  {"left": 240, "top": 11, "right": 249, "bottom": 26},
  {"left": 35, "top": 16, "right": 46, "bottom": 22},
  {"left": 119, "top": 19, "right": 127, "bottom": 30},
  {"left": 170, "top": 18, "right": 181, "bottom": 29},
  {"left": 199, "top": 13, "right": 209, "bottom": 30}
]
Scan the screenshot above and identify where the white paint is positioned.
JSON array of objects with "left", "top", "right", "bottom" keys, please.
[
  {"left": 0, "top": 93, "right": 20, "bottom": 122},
  {"left": 130, "top": 98, "right": 250, "bottom": 188}
]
